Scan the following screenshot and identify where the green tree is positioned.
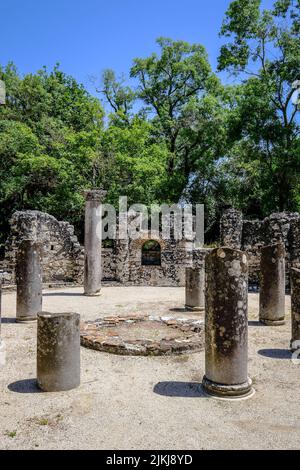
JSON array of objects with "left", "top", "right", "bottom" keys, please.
[
  {"left": 99, "top": 117, "right": 169, "bottom": 206},
  {"left": 100, "top": 69, "right": 136, "bottom": 122},
  {"left": 130, "top": 37, "right": 228, "bottom": 206},
  {"left": 218, "top": 0, "right": 300, "bottom": 213},
  {"left": 131, "top": 38, "right": 217, "bottom": 173},
  {"left": 0, "top": 63, "right": 105, "bottom": 248}
]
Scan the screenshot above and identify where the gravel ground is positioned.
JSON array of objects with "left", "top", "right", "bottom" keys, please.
[{"left": 0, "top": 286, "right": 299, "bottom": 450}]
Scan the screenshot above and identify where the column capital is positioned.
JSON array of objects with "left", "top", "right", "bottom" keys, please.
[{"left": 84, "top": 189, "right": 107, "bottom": 202}]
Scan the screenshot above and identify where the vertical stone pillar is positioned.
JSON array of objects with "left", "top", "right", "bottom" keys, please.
[
  {"left": 220, "top": 208, "right": 243, "bottom": 249},
  {"left": 185, "top": 267, "right": 205, "bottom": 312},
  {"left": 0, "top": 273, "right": 2, "bottom": 336},
  {"left": 84, "top": 189, "right": 107, "bottom": 296},
  {"left": 16, "top": 239, "right": 42, "bottom": 322},
  {"left": 0, "top": 273, "right": 5, "bottom": 368},
  {"left": 202, "top": 248, "right": 252, "bottom": 399},
  {"left": 0, "top": 273, "right": 3, "bottom": 360},
  {"left": 259, "top": 243, "right": 285, "bottom": 326},
  {"left": 291, "top": 268, "right": 300, "bottom": 352},
  {"left": 37, "top": 312, "right": 80, "bottom": 391}
]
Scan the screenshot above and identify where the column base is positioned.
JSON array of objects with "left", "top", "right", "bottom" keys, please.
[
  {"left": 185, "top": 305, "right": 205, "bottom": 312},
  {"left": 259, "top": 318, "right": 285, "bottom": 326},
  {"left": 202, "top": 375, "right": 254, "bottom": 399},
  {"left": 16, "top": 316, "right": 37, "bottom": 323},
  {"left": 84, "top": 291, "right": 101, "bottom": 297},
  {"left": 291, "top": 340, "right": 300, "bottom": 352}
]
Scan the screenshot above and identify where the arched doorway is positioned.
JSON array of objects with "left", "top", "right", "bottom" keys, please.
[{"left": 141, "top": 240, "right": 161, "bottom": 266}]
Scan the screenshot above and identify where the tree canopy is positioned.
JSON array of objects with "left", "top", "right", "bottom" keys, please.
[
  {"left": 218, "top": 0, "right": 300, "bottom": 214},
  {"left": 0, "top": 0, "right": 299, "bottom": 249}
]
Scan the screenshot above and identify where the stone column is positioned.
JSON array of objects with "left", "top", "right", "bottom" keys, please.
[
  {"left": 220, "top": 208, "right": 243, "bottom": 249},
  {"left": 84, "top": 189, "right": 107, "bottom": 296},
  {"left": 0, "top": 273, "right": 3, "bottom": 365},
  {"left": 259, "top": 243, "right": 286, "bottom": 326},
  {"left": 202, "top": 247, "right": 252, "bottom": 399},
  {"left": 185, "top": 267, "right": 205, "bottom": 312},
  {"left": 291, "top": 268, "right": 300, "bottom": 352},
  {"left": 0, "top": 273, "right": 2, "bottom": 337},
  {"left": 37, "top": 312, "right": 80, "bottom": 391},
  {"left": 16, "top": 239, "right": 42, "bottom": 322}
]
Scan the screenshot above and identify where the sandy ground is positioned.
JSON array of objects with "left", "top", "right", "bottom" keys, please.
[{"left": 0, "top": 286, "right": 299, "bottom": 450}]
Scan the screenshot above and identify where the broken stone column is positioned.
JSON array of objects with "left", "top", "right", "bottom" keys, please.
[
  {"left": 185, "top": 267, "right": 205, "bottom": 312},
  {"left": 202, "top": 247, "right": 252, "bottom": 399},
  {"left": 291, "top": 268, "right": 300, "bottom": 352},
  {"left": 0, "top": 273, "right": 5, "bottom": 368},
  {"left": 259, "top": 243, "right": 286, "bottom": 326},
  {"left": 16, "top": 239, "right": 42, "bottom": 322},
  {"left": 84, "top": 189, "right": 107, "bottom": 296},
  {"left": 0, "top": 273, "right": 2, "bottom": 336},
  {"left": 220, "top": 208, "right": 243, "bottom": 249},
  {"left": 37, "top": 312, "right": 80, "bottom": 391}
]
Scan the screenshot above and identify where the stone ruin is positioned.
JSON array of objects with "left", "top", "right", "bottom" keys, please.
[
  {"left": 1, "top": 211, "right": 84, "bottom": 284},
  {"left": 220, "top": 208, "right": 300, "bottom": 288},
  {"left": 1, "top": 206, "right": 300, "bottom": 288},
  {"left": 2, "top": 201, "right": 298, "bottom": 398},
  {"left": 0, "top": 209, "right": 207, "bottom": 287}
]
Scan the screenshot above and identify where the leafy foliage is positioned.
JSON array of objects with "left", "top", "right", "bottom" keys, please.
[
  {"left": 0, "top": 63, "right": 104, "bottom": 249},
  {"left": 0, "top": 1, "right": 299, "bottom": 249},
  {"left": 218, "top": 0, "right": 300, "bottom": 213}
]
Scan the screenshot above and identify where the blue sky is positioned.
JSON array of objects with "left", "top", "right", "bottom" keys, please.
[{"left": 1, "top": 0, "right": 276, "bottom": 95}]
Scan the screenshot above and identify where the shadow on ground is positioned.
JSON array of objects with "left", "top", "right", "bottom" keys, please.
[
  {"left": 257, "top": 349, "right": 292, "bottom": 359},
  {"left": 1, "top": 317, "right": 16, "bottom": 323},
  {"left": 8, "top": 379, "right": 42, "bottom": 393},
  {"left": 43, "top": 292, "right": 83, "bottom": 297},
  {"left": 248, "top": 321, "right": 266, "bottom": 327},
  {"left": 153, "top": 381, "right": 206, "bottom": 398},
  {"left": 169, "top": 308, "right": 190, "bottom": 313}
]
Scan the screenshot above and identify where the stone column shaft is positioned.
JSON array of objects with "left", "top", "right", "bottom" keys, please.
[
  {"left": 291, "top": 268, "right": 300, "bottom": 352},
  {"left": 37, "top": 311, "right": 80, "bottom": 391},
  {"left": 220, "top": 208, "right": 243, "bottom": 249},
  {"left": 185, "top": 267, "right": 205, "bottom": 312},
  {"left": 259, "top": 243, "right": 285, "bottom": 326},
  {"left": 202, "top": 247, "right": 252, "bottom": 399},
  {"left": 0, "top": 275, "right": 2, "bottom": 338},
  {"left": 16, "top": 239, "right": 42, "bottom": 322},
  {"left": 84, "top": 190, "right": 107, "bottom": 296},
  {"left": 0, "top": 275, "right": 5, "bottom": 366}
]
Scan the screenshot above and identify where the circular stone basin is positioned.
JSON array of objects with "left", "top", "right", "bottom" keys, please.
[{"left": 80, "top": 315, "right": 204, "bottom": 356}]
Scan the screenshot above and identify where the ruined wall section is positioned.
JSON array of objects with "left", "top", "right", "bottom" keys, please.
[
  {"left": 2, "top": 211, "right": 84, "bottom": 284},
  {"left": 220, "top": 208, "right": 300, "bottom": 285}
]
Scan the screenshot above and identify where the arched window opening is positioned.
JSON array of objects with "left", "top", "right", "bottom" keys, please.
[{"left": 141, "top": 240, "right": 161, "bottom": 266}]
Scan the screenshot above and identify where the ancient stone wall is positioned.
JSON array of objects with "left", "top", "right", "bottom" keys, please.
[
  {"left": 220, "top": 209, "right": 300, "bottom": 286},
  {"left": 2, "top": 210, "right": 210, "bottom": 287},
  {"left": 2, "top": 211, "right": 84, "bottom": 284},
  {"left": 242, "top": 220, "right": 263, "bottom": 284},
  {"left": 4, "top": 208, "right": 299, "bottom": 287},
  {"left": 289, "top": 218, "right": 300, "bottom": 271},
  {"left": 102, "top": 248, "right": 116, "bottom": 281},
  {"left": 120, "top": 238, "right": 191, "bottom": 287}
]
